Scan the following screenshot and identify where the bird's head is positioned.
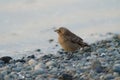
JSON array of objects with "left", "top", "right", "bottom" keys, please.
[{"left": 55, "top": 27, "right": 70, "bottom": 35}]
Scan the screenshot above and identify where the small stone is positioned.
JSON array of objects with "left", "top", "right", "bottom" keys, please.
[
  {"left": 35, "top": 49, "right": 41, "bottom": 52},
  {"left": 49, "top": 39, "right": 54, "bottom": 43},
  {"left": 16, "top": 62, "right": 23, "bottom": 67},
  {"left": 25, "top": 74, "right": 31, "bottom": 78},
  {"left": 0, "top": 60, "right": 4, "bottom": 64},
  {"left": 91, "top": 52, "right": 98, "bottom": 55},
  {"left": 35, "top": 75, "right": 44, "bottom": 80},
  {"left": 1, "top": 70, "right": 9, "bottom": 76},
  {"left": 104, "top": 74, "right": 115, "bottom": 80},
  {"left": 86, "top": 56, "right": 93, "bottom": 61},
  {"left": 48, "top": 78, "right": 59, "bottom": 80},
  {"left": 91, "top": 60, "right": 103, "bottom": 73},
  {"left": 112, "top": 50, "right": 119, "bottom": 55},
  {"left": 28, "top": 59, "right": 37, "bottom": 66},
  {"left": 8, "top": 72, "right": 18, "bottom": 79},
  {"left": 83, "top": 47, "right": 92, "bottom": 52},
  {"left": 16, "top": 58, "right": 26, "bottom": 63},
  {"left": 51, "top": 67, "right": 58, "bottom": 72},
  {"left": 0, "top": 60, "right": 4, "bottom": 67},
  {"left": 27, "top": 55, "right": 35, "bottom": 59},
  {"left": 46, "top": 61, "right": 57, "bottom": 68},
  {"left": 25, "top": 78, "right": 33, "bottom": 80},
  {"left": 4, "top": 75, "right": 13, "bottom": 80},
  {"left": 83, "top": 52, "right": 91, "bottom": 57},
  {"left": 100, "top": 53, "right": 106, "bottom": 57},
  {"left": 34, "top": 63, "right": 46, "bottom": 70},
  {"left": 113, "top": 64, "right": 120, "bottom": 73},
  {"left": 42, "top": 54, "right": 54, "bottom": 59},
  {"left": 0, "top": 74, "right": 4, "bottom": 80},
  {"left": 33, "top": 69, "right": 45, "bottom": 76},
  {"left": 24, "top": 66, "right": 32, "bottom": 71},
  {"left": 57, "top": 51, "right": 64, "bottom": 54},
  {"left": 0, "top": 56, "right": 12, "bottom": 63},
  {"left": 97, "top": 48, "right": 105, "bottom": 53},
  {"left": 58, "top": 73, "right": 73, "bottom": 80},
  {"left": 101, "top": 62, "right": 109, "bottom": 67},
  {"left": 12, "top": 67, "right": 22, "bottom": 72},
  {"left": 113, "top": 72, "right": 119, "bottom": 77},
  {"left": 17, "top": 72, "right": 25, "bottom": 79},
  {"left": 115, "top": 77, "right": 120, "bottom": 80}
]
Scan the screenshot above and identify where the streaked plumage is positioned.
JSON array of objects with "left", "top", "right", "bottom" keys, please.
[{"left": 55, "top": 27, "right": 89, "bottom": 52}]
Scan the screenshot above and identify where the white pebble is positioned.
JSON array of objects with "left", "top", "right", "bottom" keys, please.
[
  {"left": 34, "top": 63, "right": 45, "bottom": 70},
  {"left": 28, "top": 59, "right": 37, "bottom": 66}
]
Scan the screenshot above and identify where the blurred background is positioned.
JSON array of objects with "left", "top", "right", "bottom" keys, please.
[{"left": 0, "top": 0, "right": 120, "bottom": 57}]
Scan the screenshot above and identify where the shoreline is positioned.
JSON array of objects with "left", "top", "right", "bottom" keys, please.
[{"left": 0, "top": 32, "right": 117, "bottom": 59}]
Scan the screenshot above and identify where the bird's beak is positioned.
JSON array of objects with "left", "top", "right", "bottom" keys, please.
[{"left": 54, "top": 29, "right": 59, "bottom": 32}]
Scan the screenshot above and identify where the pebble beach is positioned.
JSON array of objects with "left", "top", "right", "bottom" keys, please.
[
  {"left": 0, "top": 33, "right": 120, "bottom": 80},
  {"left": 0, "top": 0, "right": 120, "bottom": 80}
]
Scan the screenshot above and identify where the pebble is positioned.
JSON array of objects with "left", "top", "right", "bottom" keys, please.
[
  {"left": 35, "top": 49, "right": 41, "bottom": 52},
  {"left": 91, "top": 60, "right": 104, "bottom": 73},
  {"left": 34, "top": 63, "right": 46, "bottom": 70},
  {"left": 0, "top": 60, "right": 4, "bottom": 67},
  {"left": 33, "top": 68, "right": 46, "bottom": 76},
  {"left": 97, "top": 48, "right": 105, "bottom": 53},
  {"left": 12, "top": 67, "right": 22, "bottom": 72},
  {"left": 0, "top": 56, "right": 12, "bottom": 63},
  {"left": 27, "top": 55, "right": 35, "bottom": 59},
  {"left": 16, "top": 62, "right": 23, "bottom": 67},
  {"left": 100, "top": 53, "right": 106, "bottom": 57},
  {"left": 1, "top": 70, "right": 9, "bottom": 76},
  {"left": 28, "top": 59, "right": 37, "bottom": 66},
  {"left": 58, "top": 73, "right": 73, "bottom": 80},
  {"left": 104, "top": 74, "right": 115, "bottom": 80},
  {"left": 115, "top": 77, "right": 120, "bottom": 80},
  {"left": 17, "top": 72, "right": 25, "bottom": 79},
  {"left": 46, "top": 60, "right": 57, "bottom": 69},
  {"left": 113, "top": 64, "right": 120, "bottom": 73},
  {"left": 0, "top": 60, "right": 4, "bottom": 64}
]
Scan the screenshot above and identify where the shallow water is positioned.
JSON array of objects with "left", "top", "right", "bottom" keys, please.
[{"left": 0, "top": 0, "right": 120, "bottom": 58}]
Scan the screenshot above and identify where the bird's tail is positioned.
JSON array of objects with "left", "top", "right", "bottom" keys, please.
[{"left": 81, "top": 42, "right": 90, "bottom": 47}]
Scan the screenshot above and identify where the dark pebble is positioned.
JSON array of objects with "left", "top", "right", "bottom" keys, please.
[
  {"left": 92, "top": 60, "right": 104, "bottom": 73},
  {"left": 0, "top": 60, "right": 4, "bottom": 67},
  {"left": 49, "top": 39, "right": 54, "bottom": 43},
  {"left": 59, "top": 73, "right": 73, "bottom": 80},
  {"left": 15, "top": 57, "right": 26, "bottom": 63},
  {"left": 16, "top": 59, "right": 26, "bottom": 63},
  {"left": 113, "top": 64, "right": 120, "bottom": 73},
  {"left": 0, "top": 56, "right": 12, "bottom": 63},
  {"left": 35, "top": 49, "right": 41, "bottom": 52},
  {"left": 105, "top": 75, "right": 115, "bottom": 80},
  {"left": 0, "top": 60, "right": 4, "bottom": 64},
  {"left": 27, "top": 55, "right": 35, "bottom": 59},
  {"left": 41, "top": 54, "right": 54, "bottom": 59}
]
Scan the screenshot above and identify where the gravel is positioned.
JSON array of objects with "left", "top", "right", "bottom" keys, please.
[{"left": 0, "top": 34, "right": 120, "bottom": 80}]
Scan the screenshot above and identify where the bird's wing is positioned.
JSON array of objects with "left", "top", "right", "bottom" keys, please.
[
  {"left": 65, "top": 33, "right": 83, "bottom": 44},
  {"left": 71, "top": 35, "right": 83, "bottom": 43},
  {"left": 70, "top": 34, "right": 89, "bottom": 47}
]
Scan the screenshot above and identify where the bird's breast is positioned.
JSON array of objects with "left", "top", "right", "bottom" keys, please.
[
  {"left": 58, "top": 36, "right": 80, "bottom": 52},
  {"left": 58, "top": 36, "right": 66, "bottom": 44}
]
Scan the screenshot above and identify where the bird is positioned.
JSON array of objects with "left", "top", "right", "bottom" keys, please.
[{"left": 55, "top": 27, "right": 89, "bottom": 52}]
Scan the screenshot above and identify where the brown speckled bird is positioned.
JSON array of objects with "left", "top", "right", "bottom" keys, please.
[{"left": 55, "top": 27, "right": 89, "bottom": 52}]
